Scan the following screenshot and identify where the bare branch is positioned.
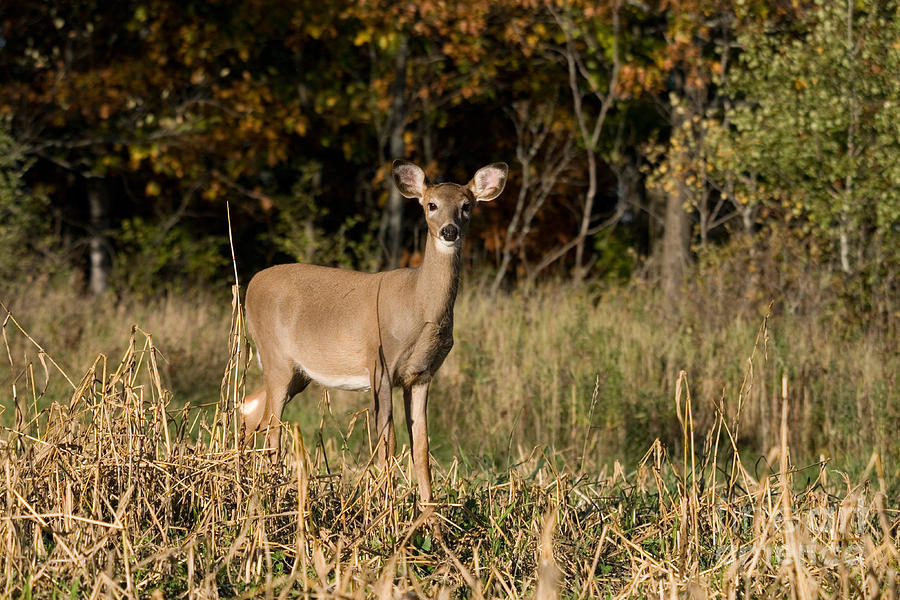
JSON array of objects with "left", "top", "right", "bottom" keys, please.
[{"left": 526, "top": 205, "right": 626, "bottom": 285}]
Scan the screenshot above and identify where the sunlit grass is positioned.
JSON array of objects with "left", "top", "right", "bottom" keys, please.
[
  {"left": 3, "top": 269, "right": 898, "bottom": 480},
  {"left": 0, "top": 280, "right": 900, "bottom": 598}
]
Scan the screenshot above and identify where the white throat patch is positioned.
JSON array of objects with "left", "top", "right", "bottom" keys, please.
[{"left": 434, "top": 236, "right": 459, "bottom": 254}]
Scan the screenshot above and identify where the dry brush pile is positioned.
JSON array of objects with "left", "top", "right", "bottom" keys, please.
[{"left": 1, "top": 292, "right": 897, "bottom": 599}]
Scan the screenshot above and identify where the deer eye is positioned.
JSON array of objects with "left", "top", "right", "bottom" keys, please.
[
  {"left": 427, "top": 202, "right": 437, "bottom": 212},
  {"left": 462, "top": 202, "right": 471, "bottom": 214}
]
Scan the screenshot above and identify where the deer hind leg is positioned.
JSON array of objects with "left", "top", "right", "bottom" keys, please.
[
  {"left": 239, "top": 385, "right": 268, "bottom": 444},
  {"left": 240, "top": 356, "right": 309, "bottom": 453},
  {"left": 261, "top": 368, "right": 310, "bottom": 454}
]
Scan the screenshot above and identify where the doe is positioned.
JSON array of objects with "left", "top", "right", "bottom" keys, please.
[{"left": 240, "top": 159, "right": 507, "bottom": 505}]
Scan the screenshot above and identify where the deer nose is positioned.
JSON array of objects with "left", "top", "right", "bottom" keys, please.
[{"left": 439, "top": 224, "right": 459, "bottom": 242}]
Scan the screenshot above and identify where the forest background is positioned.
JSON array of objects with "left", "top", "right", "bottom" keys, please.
[{"left": 1, "top": 0, "right": 898, "bottom": 478}]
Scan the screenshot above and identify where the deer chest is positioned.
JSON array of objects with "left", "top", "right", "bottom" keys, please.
[{"left": 395, "top": 320, "right": 454, "bottom": 387}]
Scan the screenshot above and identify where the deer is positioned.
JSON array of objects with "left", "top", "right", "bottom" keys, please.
[{"left": 239, "top": 159, "right": 508, "bottom": 508}]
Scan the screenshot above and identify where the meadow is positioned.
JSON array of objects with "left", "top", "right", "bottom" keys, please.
[
  {"left": 4, "top": 0, "right": 900, "bottom": 595},
  {"left": 0, "top": 267, "right": 897, "bottom": 598}
]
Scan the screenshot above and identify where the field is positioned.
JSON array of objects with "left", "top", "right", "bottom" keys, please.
[
  {"left": 6, "top": 0, "right": 900, "bottom": 595},
  {"left": 1, "top": 275, "right": 898, "bottom": 598}
]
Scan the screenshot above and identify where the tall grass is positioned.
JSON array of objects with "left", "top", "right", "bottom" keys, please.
[
  {"left": 1, "top": 284, "right": 897, "bottom": 597},
  {"left": 2, "top": 268, "right": 897, "bottom": 479},
  {"left": 438, "top": 279, "right": 899, "bottom": 477},
  {"left": 0, "top": 283, "right": 228, "bottom": 409}
]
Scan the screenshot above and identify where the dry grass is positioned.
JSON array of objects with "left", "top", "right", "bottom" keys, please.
[
  {"left": 1, "top": 287, "right": 898, "bottom": 599},
  {"left": 3, "top": 272, "right": 898, "bottom": 478},
  {"left": 0, "top": 281, "right": 228, "bottom": 409},
  {"left": 442, "top": 279, "right": 900, "bottom": 474}
]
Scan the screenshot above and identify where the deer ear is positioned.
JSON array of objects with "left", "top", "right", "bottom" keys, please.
[
  {"left": 468, "top": 163, "right": 508, "bottom": 202},
  {"left": 392, "top": 160, "right": 427, "bottom": 199}
]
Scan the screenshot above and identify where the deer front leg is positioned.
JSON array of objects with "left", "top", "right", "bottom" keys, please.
[
  {"left": 372, "top": 358, "right": 395, "bottom": 467},
  {"left": 403, "top": 383, "right": 433, "bottom": 505}
]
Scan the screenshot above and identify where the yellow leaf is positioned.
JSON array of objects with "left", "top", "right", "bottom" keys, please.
[
  {"left": 145, "top": 181, "right": 161, "bottom": 197},
  {"left": 353, "top": 30, "right": 371, "bottom": 46}
]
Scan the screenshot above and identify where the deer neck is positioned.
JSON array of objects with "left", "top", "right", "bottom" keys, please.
[{"left": 414, "top": 232, "right": 461, "bottom": 327}]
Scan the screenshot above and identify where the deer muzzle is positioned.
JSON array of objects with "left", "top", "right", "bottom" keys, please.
[{"left": 439, "top": 224, "right": 459, "bottom": 242}]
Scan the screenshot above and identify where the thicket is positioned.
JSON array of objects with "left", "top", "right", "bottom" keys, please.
[{"left": 1, "top": 1, "right": 897, "bottom": 302}]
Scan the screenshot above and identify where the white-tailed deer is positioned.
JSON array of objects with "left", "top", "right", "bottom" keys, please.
[{"left": 240, "top": 159, "right": 508, "bottom": 506}]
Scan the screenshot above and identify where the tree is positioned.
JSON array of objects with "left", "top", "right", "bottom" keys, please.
[
  {"left": 717, "top": 0, "right": 900, "bottom": 280},
  {"left": 341, "top": 0, "right": 508, "bottom": 266},
  {"left": 634, "top": 0, "right": 740, "bottom": 303},
  {"left": 491, "top": 98, "right": 576, "bottom": 293},
  {"left": 546, "top": 0, "right": 624, "bottom": 281},
  {"left": 0, "top": 122, "right": 56, "bottom": 284},
  {"left": 1, "top": 0, "right": 316, "bottom": 289}
]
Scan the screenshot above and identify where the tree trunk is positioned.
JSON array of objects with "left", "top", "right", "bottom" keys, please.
[
  {"left": 491, "top": 156, "right": 529, "bottom": 295},
  {"left": 841, "top": 0, "right": 855, "bottom": 276},
  {"left": 384, "top": 38, "right": 409, "bottom": 268},
  {"left": 839, "top": 230, "right": 851, "bottom": 274},
  {"left": 87, "top": 178, "right": 110, "bottom": 295},
  {"left": 658, "top": 101, "right": 695, "bottom": 305},
  {"left": 573, "top": 148, "right": 597, "bottom": 281},
  {"left": 661, "top": 183, "right": 691, "bottom": 304}
]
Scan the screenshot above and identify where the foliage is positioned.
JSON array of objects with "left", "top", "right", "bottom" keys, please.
[
  {"left": 592, "top": 228, "right": 635, "bottom": 283},
  {"left": 271, "top": 162, "right": 328, "bottom": 264},
  {"left": 1, "top": 0, "right": 898, "bottom": 304},
  {"left": 111, "top": 216, "right": 228, "bottom": 296},
  {"left": 273, "top": 162, "right": 380, "bottom": 271},
  {"left": 0, "top": 124, "right": 56, "bottom": 283},
  {"left": 711, "top": 0, "right": 900, "bottom": 277}
]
